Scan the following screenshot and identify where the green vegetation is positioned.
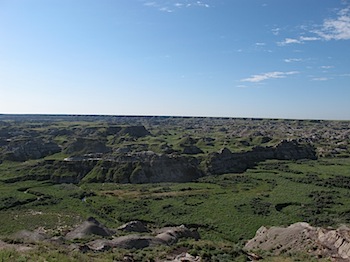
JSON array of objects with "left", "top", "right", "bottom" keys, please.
[
  {"left": 0, "top": 158, "right": 349, "bottom": 260},
  {"left": 0, "top": 115, "right": 349, "bottom": 260}
]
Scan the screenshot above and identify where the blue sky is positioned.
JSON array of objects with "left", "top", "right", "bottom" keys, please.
[{"left": 1, "top": 0, "right": 350, "bottom": 120}]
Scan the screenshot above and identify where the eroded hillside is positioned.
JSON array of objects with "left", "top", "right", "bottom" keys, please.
[{"left": 0, "top": 115, "right": 349, "bottom": 261}]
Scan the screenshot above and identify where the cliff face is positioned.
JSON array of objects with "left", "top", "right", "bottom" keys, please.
[
  {"left": 82, "top": 152, "right": 203, "bottom": 184},
  {"left": 274, "top": 140, "right": 317, "bottom": 160},
  {"left": 64, "top": 138, "right": 111, "bottom": 155},
  {"left": 206, "top": 140, "right": 317, "bottom": 175},
  {"left": 245, "top": 222, "right": 350, "bottom": 260},
  {"left": 3, "top": 139, "right": 61, "bottom": 161},
  {"left": 2, "top": 140, "right": 317, "bottom": 185},
  {"left": 118, "top": 126, "right": 151, "bottom": 138},
  {"left": 128, "top": 153, "right": 202, "bottom": 183},
  {"left": 3, "top": 151, "right": 202, "bottom": 185}
]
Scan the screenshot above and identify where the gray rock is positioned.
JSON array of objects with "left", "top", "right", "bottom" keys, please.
[
  {"left": 4, "top": 138, "right": 61, "bottom": 161},
  {"left": 118, "top": 221, "right": 150, "bottom": 233},
  {"left": 182, "top": 146, "right": 204, "bottom": 155},
  {"left": 65, "top": 217, "right": 115, "bottom": 240},
  {"left": 245, "top": 222, "right": 350, "bottom": 260},
  {"left": 155, "top": 225, "right": 200, "bottom": 245},
  {"left": 86, "top": 225, "right": 200, "bottom": 251},
  {"left": 206, "top": 140, "right": 317, "bottom": 175},
  {"left": 12, "top": 230, "right": 48, "bottom": 243},
  {"left": 118, "top": 126, "right": 151, "bottom": 138}
]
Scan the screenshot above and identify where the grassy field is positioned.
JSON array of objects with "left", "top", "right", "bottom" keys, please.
[
  {"left": 1, "top": 158, "right": 350, "bottom": 242},
  {"left": 0, "top": 116, "right": 349, "bottom": 260}
]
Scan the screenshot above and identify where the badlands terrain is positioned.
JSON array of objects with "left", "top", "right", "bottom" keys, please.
[{"left": 0, "top": 114, "right": 349, "bottom": 261}]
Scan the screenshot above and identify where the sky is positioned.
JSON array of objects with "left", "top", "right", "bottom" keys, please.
[{"left": 1, "top": 0, "right": 350, "bottom": 120}]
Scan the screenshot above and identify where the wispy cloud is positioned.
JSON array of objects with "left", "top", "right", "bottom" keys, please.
[
  {"left": 144, "top": 2, "right": 157, "bottom": 7},
  {"left": 314, "top": 6, "right": 350, "bottom": 40},
  {"left": 241, "top": 71, "right": 299, "bottom": 83},
  {"left": 159, "top": 6, "right": 173, "bottom": 13},
  {"left": 271, "top": 27, "right": 281, "bottom": 36},
  {"left": 277, "top": 5, "right": 350, "bottom": 45},
  {"left": 284, "top": 58, "right": 303, "bottom": 63},
  {"left": 320, "top": 65, "right": 334, "bottom": 69},
  {"left": 339, "top": 73, "right": 350, "bottom": 77},
  {"left": 277, "top": 36, "right": 320, "bottom": 46},
  {"left": 277, "top": 38, "right": 301, "bottom": 46},
  {"left": 143, "top": 0, "right": 211, "bottom": 12},
  {"left": 311, "top": 77, "right": 330, "bottom": 81}
]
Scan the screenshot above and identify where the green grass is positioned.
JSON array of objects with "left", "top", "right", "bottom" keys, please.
[{"left": 1, "top": 157, "right": 350, "bottom": 260}]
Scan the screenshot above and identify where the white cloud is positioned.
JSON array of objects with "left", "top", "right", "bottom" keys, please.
[
  {"left": 277, "top": 5, "right": 350, "bottom": 45},
  {"left": 144, "top": 2, "right": 157, "bottom": 7},
  {"left": 320, "top": 65, "right": 334, "bottom": 69},
  {"left": 241, "top": 71, "right": 299, "bottom": 83},
  {"left": 272, "top": 28, "right": 281, "bottom": 36},
  {"left": 195, "top": 1, "right": 210, "bottom": 8},
  {"left": 255, "top": 42, "right": 266, "bottom": 46},
  {"left": 277, "top": 38, "right": 301, "bottom": 46},
  {"left": 277, "top": 36, "right": 320, "bottom": 46},
  {"left": 314, "top": 6, "right": 350, "bottom": 40},
  {"left": 311, "top": 77, "right": 330, "bottom": 81},
  {"left": 159, "top": 7, "right": 173, "bottom": 12},
  {"left": 284, "top": 58, "right": 302, "bottom": 63},
  {"left": 299, "top": 36, "right": 320, "bottom": 41},
  {"left": 144, "top": 0, "right": 210, "bottom": 12}
]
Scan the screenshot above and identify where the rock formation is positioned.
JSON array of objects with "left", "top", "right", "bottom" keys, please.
[
  {"left": 65, "top": 217, "right": 115, "bottom": 240},
  {"left": 64, "top": 138, "right": 111, "bottom": 155},
  {"left": 245, "top": 222, "right": 350, "bottom": 260},
  {"left": 128, "top": 153, "right": 203, "bottom": 184},
  {"left": 206, "top": 140, "right": 317, "bottom": 175},
  {"left": 118, "top": 125, "right": 151, "bottom": 138},
  {"left": 3, "top": 138, "right": 61, "bottom": 161},
  {"left": 3, "top": 140, "right": 317, "bottom": 184},
  {"left": 86, "top": 225, "right": 200, "bottom": 251},
  {"left": 118, "top": 221, "right": 150, "bottom": 233}
]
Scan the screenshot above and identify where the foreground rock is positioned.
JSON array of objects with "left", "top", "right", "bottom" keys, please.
[
  {"left": 65, "top": 217, "right": 115, "bottom": 240},
  {"left": 11, "top": 229, "right": 48, "bottom": 243},
  {"left": 87, "top": 225, "right": 200, "bottom": 251},
  {"left": 155, "top": 225, "right": 200, "bottom": 245},
  {"left": 0, "top": 240, "right": 33, "bottom": 252},
  {"left": 245, "top": 222, "right": 350, "bottom": 260},
  {"left": 118, "top": 221, "right": 150, "bottom": 233}
]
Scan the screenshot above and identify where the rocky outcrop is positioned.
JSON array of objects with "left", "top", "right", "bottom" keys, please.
[
  {"left": 118, "top": 221, "right": 150, "bottom": 233},
  {"left": 155, "top": 225, "right": 200, "bottom": 245},
  {"left": 128, "top": 153, "right": 203, "bottom": 184},
  {"left": 206, "top": 140, "right": 317, "bottom": 175},
  {"left": 64, "top": 138, "right": 111, "bottom": 155},
  {"left": 206, "top": 147, "right": 252, "bottom": 174},
  {"left": 118, "top": 126, "right": 151, "bottom": 138},
  {"left": 86, "top": 225, "right": 200, "bottom": 251},
  {"left": 245, "top": 222, "right": 350, "bottom": 260},
  {"left": 182, "top": 145, "right": 204, "bottom": 155},
  {"left": 274, "top": 140, "right": 317, "bottom": 160},
  {"left": 3, "top": 138, "right": 61, "bottom": 161},
  {"left": 11, "top": 229, "right": 48, "bottom": 243},
  {"left": 87, "top": 235, "right": 159, "bottom": 251},
  {"left": 166, "top": 253, "right": 201, "bottom": 262},
  {"left": 8, "top": 220, "right": 199, "bottom": 253},
  {"left": 65, "top": 217, "right": 115, "bottom": 240},
  {"left": 5, "top": 140, "right": 316, "bottom": 184}
]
